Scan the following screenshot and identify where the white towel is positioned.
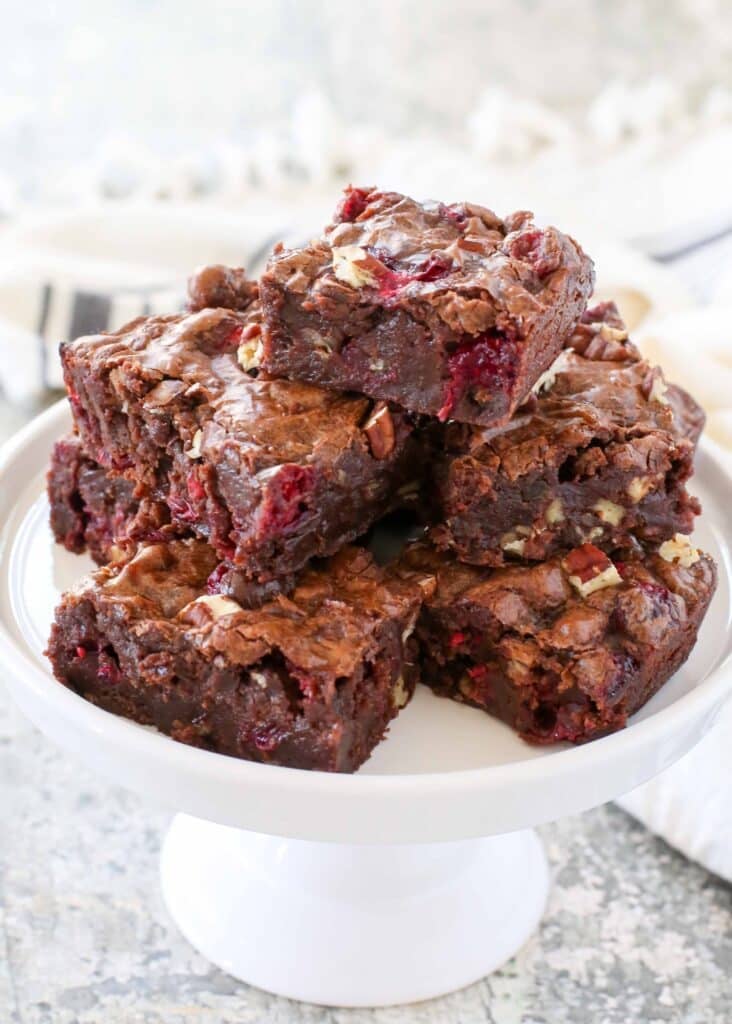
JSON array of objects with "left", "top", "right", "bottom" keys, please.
[{"left": 0, "top": 201, "right": 298, "bottom": 400}]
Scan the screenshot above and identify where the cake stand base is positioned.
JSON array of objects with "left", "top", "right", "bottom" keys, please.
[{"left": 160, "top": 814, "right": 550, "bottom": 1007}]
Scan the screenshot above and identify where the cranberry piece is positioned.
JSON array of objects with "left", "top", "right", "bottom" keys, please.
[
  {"left": 506, "top": 229, "right": 559, "bottom": 278},
  {"left": 438, "top": 202, "right": 468, "bottom": 226},
  {"left": 545, "top": 704, "right": 584, "bottom": 743},
  {"left": 412, "top": 253, "right": 454, "bottom": 282},
  {"left": 375, "top": 252, "right": 454, "bottom": 300},
  {"left": 258, "top": 465, "right": 315, "bottom": 533},
  {"left": 449, "top": 631, "right": 468, "bottom": 648},
  {"left": 206, "top": 563, "right": 229, "bottom": 595},
  {"left": 75, "top": 645, "right": 87, "bottom": 660},
  {"left": 223, "top": 323, "right": 244, "bottom": 348},
  {"left": 199, "top": 318, "right": 244, "bottom": 354},
  {"left": 290, "top": 667, "right": 318, "bottom": 702},
  {"left": 335, "top": 186, "right": 372, "bottom": 222},
  {"left": 638, "top": 580, "right": 672, "bottom": 602},
  {"left": 439, "top": 331, "right": 518, "bottom": 421},
  {"left": 463, "top": 663, "right": 495, "bottom": 703},
  {"left": 97, "top": 649, "right": 120, "bottom": 685},
  {"left": 68, "top": 394, "right": 89, "bottom": 427},
  {"left": 187, "top": 470, "right": 206, "bottom": 503},
  {"left": 168, "top": 496, "right": 198, "bottom": 523},
  {"left": 250, "top": 723, "right": 284, "bottom": 752}
]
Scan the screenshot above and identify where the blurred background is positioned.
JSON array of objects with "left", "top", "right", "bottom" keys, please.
[
  {"left": 0, "top": 0, "right": 731, "bottom": 420},
  {"left": 1, "top": 4, "right": 732, "bottom": 1020},
  {"left": 1, "top": 0, "right": 731, "bottom": 427}
]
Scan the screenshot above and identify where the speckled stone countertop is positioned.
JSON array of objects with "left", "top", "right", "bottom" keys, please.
[{"left": 1, "top": 399, "right": 731, "bottom": 1023}]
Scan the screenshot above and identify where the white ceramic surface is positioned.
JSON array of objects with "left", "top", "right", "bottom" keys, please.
[
  {"left": 1, "top": 401, "right": 731, "bottom": 1006},
  {"left": 160, "top": 817, "right": 549, "bottom": 1007}
]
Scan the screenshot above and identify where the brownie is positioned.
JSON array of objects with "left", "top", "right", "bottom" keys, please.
[
  {"left": 399, "top": 537, "right": 716, "bottom": 744},
  {"left": 260, "top": 186, "right": 594, "bottom": 426},
  {"left": 48, "top": 434, "right": 143, "bottom": 564},
  {"left": 48, "top": 435, "right": 302, "bottom": 607},
  {"left": 47, "top": 539, "right": 422, "bottom": 772},
  {"left": 187, "top": 264, "right": 259, "bottom": 314},
  {"left": 60, "top": 304, "right": 423, "bottom": 580},
  {"left": 429, "top": 303, "right": 704, "bottom": 566}
]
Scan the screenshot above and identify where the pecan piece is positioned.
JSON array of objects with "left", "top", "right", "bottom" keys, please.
[
  {"left": 562, "top": 543, "right": 622, "bottom": 597},
  {"left": 364, "top": 402, "right": 395, "bottom": 459}
]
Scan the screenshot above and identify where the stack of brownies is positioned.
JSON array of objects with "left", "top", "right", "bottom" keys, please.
[{"left": 46, "top": 186, "right": 717, "bottom": 772}]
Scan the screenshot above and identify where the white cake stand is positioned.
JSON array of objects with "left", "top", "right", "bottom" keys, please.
[{"left": 1, "top": 402, "right": 731, "bottom": 1007}]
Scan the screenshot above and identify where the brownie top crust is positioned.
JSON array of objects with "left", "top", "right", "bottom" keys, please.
[
  {"left": 64, "top": 306, "right": 397, "bottom": 474},
  {"left": 400, "top": 536, "right": 716, "bottom": 660},
  {"left": 265, "top": 185, "right": 594, "bottom": 340},
  {"left": 71, "top": 539, "right": 422, "bottom": 680}
]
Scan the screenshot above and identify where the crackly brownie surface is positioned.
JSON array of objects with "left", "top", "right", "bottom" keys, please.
[
  {"left": 429, "top": 303, "right": 704, "bottom": 566},
  {"left": 61, "top": 303, "right": 422, "bottom": 580},
  {"left": 260, "top": 186, "right": 594, "bottom": 426},
  {"left": 400, "top": 537, "right": 716, "bottom": 744},
  {"left": 47, "top": 540, "right": 422, "bottom": 772}
]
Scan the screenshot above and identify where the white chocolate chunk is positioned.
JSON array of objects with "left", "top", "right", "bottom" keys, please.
[
  {"left": 627, "top": 476, "right": 655, "bottom": 503},
  {"left": 392, "top": 675, "right": 410, "bottom": 709},
  {"left": 250, "top": 670, "right": 268, "bottom": 689},
  {"left": 332, "top": 245, "right": 378, "bottom": 288},
  {"left": 598, "top": 323, "right": 628, "bottom": 343},
  {"left": 237, "top": 336, "right": 262, "bottom": 371},
  {"left": 502, "top": 537, "right": 526, "bottom": 555},
  {"left": 649, "top": 375, "right": 669, "bottom": 405},
  {"left": 185, "top": 594, "right": 242, "bottom": 620},
  {"left": 594, "top": 499, "right": 625, "bottom": 525},
  {"left": 545, "top": 498, "right": 564, "bottom": 524},
  {"left": 401, "top": 612, "right": 418, "bottom": 644},
  {"left": 583, "top": 526, "right": 604, "bottom": 542},
  {"left": 568, "top": 563, "right": 623, "bottom": 597},
  {"left": 501, "top": 525, "right": 532, "bottom": 555},
  {"left": 186, "top": 429, "right": 203, "bottom": 459},
  {"left": 532, "top": 349, "right": 574, "bottom": 395},
  {"left": 659, "top": 533, "right": 700, "bottom": 567}
]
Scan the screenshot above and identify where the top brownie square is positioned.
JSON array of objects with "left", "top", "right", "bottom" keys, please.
[{"left": 260, "top": 186, "right": 594, "bottom": 426}]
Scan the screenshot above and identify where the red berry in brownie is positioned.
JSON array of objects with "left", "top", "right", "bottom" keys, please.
[
  {"left": 335, "top": 185, "right": 373, "bottom": 223},
  {"left": 256, "top": 465, "right": 316, "bottom": 533}
]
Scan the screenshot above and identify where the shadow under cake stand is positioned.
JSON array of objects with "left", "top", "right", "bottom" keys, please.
[{"left": 1, "top": 401, "right": 731, "bottom": 1008}]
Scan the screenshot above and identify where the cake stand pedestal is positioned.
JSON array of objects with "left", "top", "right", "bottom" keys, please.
[{"left": 160, "top": 817, "right": 548, "bottom": 1006}]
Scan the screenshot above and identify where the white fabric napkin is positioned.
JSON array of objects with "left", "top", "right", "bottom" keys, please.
[
  {"left": 0, "top": 202, "right": 730, "bottom": 881},
  {"left": 0, "top": 201, "right": 299, "bottom": 401}
]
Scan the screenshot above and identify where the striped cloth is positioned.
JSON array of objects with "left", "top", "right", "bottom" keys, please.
[{"left": 0, "top": 202, "right": 295, "bottom": 401}]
